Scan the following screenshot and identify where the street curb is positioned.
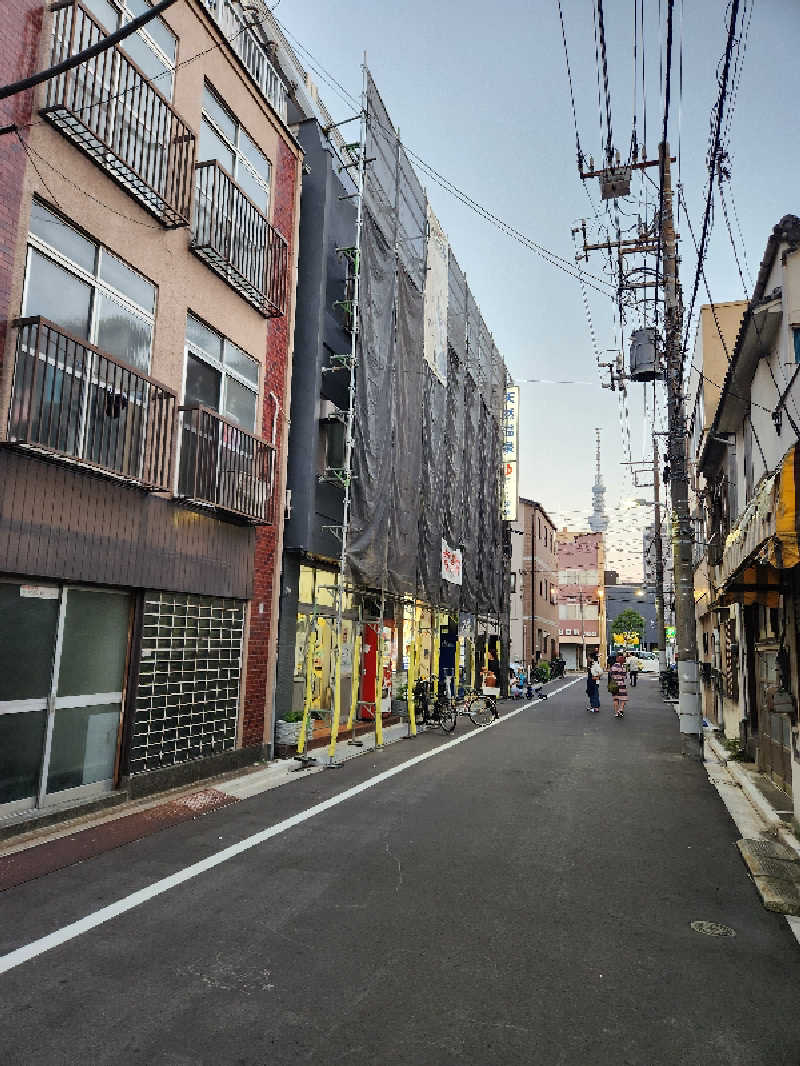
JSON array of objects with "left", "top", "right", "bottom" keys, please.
[{"left": 705, "top": 731, "right": 800, "bottom": 860}]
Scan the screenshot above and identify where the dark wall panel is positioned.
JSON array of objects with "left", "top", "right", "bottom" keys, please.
[{"left": 0, "top": 449, "right": 254, "bottom": 599}]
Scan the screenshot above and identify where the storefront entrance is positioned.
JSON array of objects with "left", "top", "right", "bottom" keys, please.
[{"left": 0, "top": 581, "right": 131, "bottom": 815}]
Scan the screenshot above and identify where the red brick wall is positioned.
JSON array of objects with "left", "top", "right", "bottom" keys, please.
[
  {"left": 241, "top": 137, "right": 297, "bottom": 750},
  {"left": 0, "top": 0, "right": 43, "bottom": 369}
]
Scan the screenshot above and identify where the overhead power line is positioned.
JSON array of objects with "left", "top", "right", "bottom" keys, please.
[
  {"left": 271, "top": 16, "right": 618, "bottom": 299},
  {"left": 0, "top": 0, "right": 178, "bottom": 104},
  {"left": 681, "top": 0, "right": 741, "bottom": 363}
]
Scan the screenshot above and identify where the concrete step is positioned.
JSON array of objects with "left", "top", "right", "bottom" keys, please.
[{"left": 738, "top": 838, "right": 800, "bottom": 915}]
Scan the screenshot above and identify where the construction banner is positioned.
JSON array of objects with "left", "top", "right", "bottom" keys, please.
[{"left": 424, "top": 204, "right": 448, "bottom": 386}]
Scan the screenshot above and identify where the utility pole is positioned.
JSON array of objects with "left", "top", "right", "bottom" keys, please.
[
  {"left": 652, "top": 433, "right": 667, "bottom": 671},
  {"left": 661, "top": 142, "right": 703, "bottom": 757},
  {"left": 577, "top": 137, "right": 702, "bottom": 757}
]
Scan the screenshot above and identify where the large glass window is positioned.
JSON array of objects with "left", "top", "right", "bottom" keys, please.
[
  {"left": 25, "top": 200, "right": 156, "bottom": 368},
  {"left": 184, "top": 313, "right": 259, "bottom": 431},
  {"left": 198, "top": 84, "right": 271, "bottom": 212},
  {"left": 14, "top": 201, "right": 157, "bottom": 469},
  {"left": 83, "top": 0, "right": 177, "bottom": 99}
]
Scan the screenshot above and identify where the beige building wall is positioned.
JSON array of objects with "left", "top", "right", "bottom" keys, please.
[{"left": 1, "top": 0, "right": 301, "bottom": 437}]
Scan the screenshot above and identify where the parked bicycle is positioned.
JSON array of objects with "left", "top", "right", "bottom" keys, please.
[
  {"left": 660, "top": 667, "right": 679, "bottom": 701},
  {"left": 457, "top": 688, "right": 499, "bottom": 728},
  {"left": 550, "top": 657, "right": 566, "bottom": 679},
  {"left": 413, "top": 680, "right": 498, "bottom": 733},
  {"left": 413, "top": 679, "right": 456, "bottom": 733}
]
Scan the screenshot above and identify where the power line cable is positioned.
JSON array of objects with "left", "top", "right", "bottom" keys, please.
[
  {"left": 596, "top": 0, "right": 615, "bottom": 164},
  {"left": 556, "top": 0, "right": 585, "bottom": 169},
  {"left": 0, "top": 0, "right": 179, "bottom": 104},
  {"left": 681, "top": 0, "right": 741, "bottom": 364},
  {"left": 274, "top": 15, "right": 618, "bottom": 299}
]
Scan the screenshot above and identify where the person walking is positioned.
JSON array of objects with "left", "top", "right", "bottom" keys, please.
[
  {"left": 585, "top": 655, "right": 602, "bottom": 713},
  {"left": 608, "top": 652, "right": 629, "bottom": 717},
  {"left": 628, "top": 652, "right": 640, "bottom": 688}
]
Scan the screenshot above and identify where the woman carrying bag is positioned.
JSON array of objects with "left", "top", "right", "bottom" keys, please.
[{"left": 608, "top": 652, "right": 629, "bottom": 718}]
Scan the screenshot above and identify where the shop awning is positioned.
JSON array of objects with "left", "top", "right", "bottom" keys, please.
[
  {"left": 718, "top": 443, "right": 800, "bottom": 588},
  {"left": 716, "top": 564, "right": 780, "bottom": 608},
  {"left": 767, "top": 442, "right": 800, "bottom": 569},
  {"left": 713, "top": 444, "right": 800, "bottom": 608}
]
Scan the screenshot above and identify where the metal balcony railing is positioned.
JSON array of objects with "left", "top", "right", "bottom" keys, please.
[
  {"left": 8, "top": 317, "right": 176, "bottom": 490},
  {"left": 178, "top": 405, "right": 275, "bottom": 523},
  {"left": 200, "top": 0, "right": 289, "bottom": 123},
  {"left": 42, "top": 0, "right": 195, "bottom": 227},
  {"left": 192, "top": 160, "right": 289, "bottom": 316}
]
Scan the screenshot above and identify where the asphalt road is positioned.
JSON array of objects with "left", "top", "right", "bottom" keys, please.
[{"left": 2, "top": 676, "right": 800, "bottom": 1065}]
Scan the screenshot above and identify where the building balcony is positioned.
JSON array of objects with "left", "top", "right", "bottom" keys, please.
[
  {"left": 192, "top": 160, "right": 288, "bottom": 316},
  {"left": 42, "top": 0, "right": 195, "bottom": 227},
  {"left": 8, "top": 316, "right": 176, "bottom": 491},
  {"left": 178, "top": 405, "right": 275, "bottom": 523},
  {"left": 200, "top": 0, "right": 289, "bottom": 124}
]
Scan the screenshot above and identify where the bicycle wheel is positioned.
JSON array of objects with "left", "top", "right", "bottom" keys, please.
[
  {"left": 468, "top": 695, "right": 495, "bottom": 728},
  {"left": 438, "top": 699, "right": 457, "bottom": 734}
]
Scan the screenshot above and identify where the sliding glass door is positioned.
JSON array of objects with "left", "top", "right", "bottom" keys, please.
[{"left": 0, "top": 582, "right": 131, "bottom": 815}]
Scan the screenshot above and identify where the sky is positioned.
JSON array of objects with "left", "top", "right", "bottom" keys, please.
[{"left": 277, "top": 0, "right": 799, "bottom": 580}]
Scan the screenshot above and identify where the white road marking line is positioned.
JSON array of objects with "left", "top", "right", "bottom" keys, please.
[{"left": 0, "top": 678, "right": 580, "bottom": 976}]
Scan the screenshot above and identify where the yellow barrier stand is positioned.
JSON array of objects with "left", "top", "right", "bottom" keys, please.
[
  {"left": 407, "top": 612, "right": 417, "bottom": 736},
  {"left": 469, "top": 637, "right": 476, "bottom": 692},
  {"left": 453, "top": 632, "right": 461, "bottom": 700},
  {"left": 374, "top": 620, "right": 384, "bottom": 747},
  {"left": 345, "top": 633, "right": 362, "bottom": 732},
  {"left": 297, "top": 619, "right": 316, "bottom": 756},
  {"left": 327, "top": 633, "right": 343, "bottom": 761},
  {"left": 431, "top": 610, "right": 441, "bottom": 699}
]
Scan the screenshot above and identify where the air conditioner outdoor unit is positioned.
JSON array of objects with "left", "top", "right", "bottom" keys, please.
[{"left": 319, "top": 398, "right": 338, "bottom": 421}]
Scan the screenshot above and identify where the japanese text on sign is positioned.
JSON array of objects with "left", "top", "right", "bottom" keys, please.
[{"left": 503, "top": 386, "right": 520, "bottom": 460}]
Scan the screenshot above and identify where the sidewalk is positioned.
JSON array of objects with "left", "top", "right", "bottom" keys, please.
[{"left": 703, "top": 726, "right": 800, "bottom": 920}]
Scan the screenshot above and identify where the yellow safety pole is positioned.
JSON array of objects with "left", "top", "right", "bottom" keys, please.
[
  {"left": 297, "top": 617, "right": 316, "bottom": 755},
  {"left": 328, "top": 630, "right": 344, "bottom": 761},
  {"left": 345, "top": 633, "right": 362, "bottom": 731},
  {"left": 453, "top": 628, "right": 461, "bottom": 699},
  {"left": 470, "top": 635, "right": 476, "bottom": 692},
  {"left": 431, "top": 609, "right": 441, "bottom": 699},
  {"left": 374, "top": 611, "right": 384, "bottom": 747},
  {"left": 407, "top": 605, "right": 417, "bottom": 736}
]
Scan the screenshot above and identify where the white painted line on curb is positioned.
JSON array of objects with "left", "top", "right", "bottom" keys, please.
[{"left": 0, "top": 678, "right": 581, "bottom": 976}]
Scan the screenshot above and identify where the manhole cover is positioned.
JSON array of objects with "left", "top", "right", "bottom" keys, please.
[{"left": 690, "top": 920, "right": 736, "bottom": 937}]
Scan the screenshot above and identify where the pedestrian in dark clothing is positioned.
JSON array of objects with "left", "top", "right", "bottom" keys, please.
[
  {"left": 586, "top": 655, "right": 601, "bottom": 712},
  {"left": 628, "top": 653, "right": 640, "bottom": 687}
]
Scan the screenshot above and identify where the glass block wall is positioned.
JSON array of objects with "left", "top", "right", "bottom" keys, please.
[{"left": 129, "top": 592, "right": 246, "bottom": 775}]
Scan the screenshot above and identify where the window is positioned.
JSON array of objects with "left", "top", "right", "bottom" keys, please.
[
  {"left": 184, "top": 313, "right": 259, "bottom": 432},
  {"left": 509, "top": 573, "right": 516, "bottom": 593},
  {"left": 794, "top": 327, "right": 800, "bottom": 365},
  {"left": 24, "top": 200, "right": 155, "bottom": 370},
  {"left": 539, "top": 581, "right": 543, "bottom": 596},
  {"left": 324, "top": 420, "right": 346, "bottom": 470},
  {"left": 198, "top": 84, "right": 271, "bottom": 212},
  {"left": 83, "top": 0, "right": 177, "bottom": 99}
]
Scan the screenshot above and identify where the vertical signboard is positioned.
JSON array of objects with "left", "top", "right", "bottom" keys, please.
[
  {"left": 503, "top": 385, "right": 519, "bottom": 460},
  {"left": 501, "top": 385, "right": 519, "bottom": 521},
  {"left": 502, "top": 460, "right": 518, "bottom": 521}
]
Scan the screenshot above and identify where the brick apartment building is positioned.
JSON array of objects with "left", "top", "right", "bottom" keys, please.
[
  {"left": 0, "top": 0, "right": 300, "bottom": 819},
  {"left": 509, "top": 498, "right": 559, "bottom": 665},
  {"left": 557, "top": 530, "right": 606, "bottom": 671}
]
